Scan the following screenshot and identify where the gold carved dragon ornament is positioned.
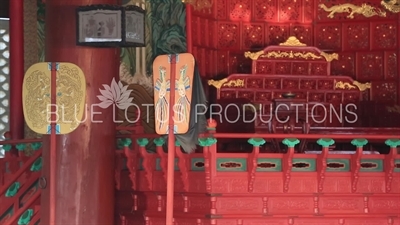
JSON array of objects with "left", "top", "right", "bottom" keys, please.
[
  {"left": 381, "top": 0, "right": 400, "bottom": 13},
  {"left": 335, "top": 81, "right": 371, "bottom": 92},
  {"left": 208, "top": 78, "right": 245, "bottom": 89},
  {"left": 319, "top": 0, "right": 399, "bottom": 19}
]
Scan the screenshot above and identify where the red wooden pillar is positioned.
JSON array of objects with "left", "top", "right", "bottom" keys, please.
[
  {"left": 40, "top": 0, "right": 119, "bottom": 224},
  {"left": 9, "top": 0, "right": 24, "bottom": 139},
  {"left": 185, "top": 4, "right": 192, "bottom": 53}
]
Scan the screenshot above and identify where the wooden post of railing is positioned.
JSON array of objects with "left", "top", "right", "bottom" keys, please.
[
  {"left": 198, "top": 137, "right": 217, "bottom": 193},
  {"left": 316, "top": 138, "right": 335, "bottom": 193},
  {"left": 136, "top": 138, "right": 152, "bottom": 190},
  {"left": 247, "top": 138, "right": 265, "bottom": 192},
  {"left": 122, "top": 138, "right": 138, "bottom": 190},
  {"left": 175, "top": 141, "right": 189, "bottom": 192},
  {"left": 282, "top": 138, "right": 299, "bottom": 193},
  {"left": 154, "top": 137, "right": 167, "bottom": 184},
  {"left": 384, "top": 139, "right": 400, "bottom": 193},
  {"left": 350, "top": 138, "right": 368, "bottom": 193}
]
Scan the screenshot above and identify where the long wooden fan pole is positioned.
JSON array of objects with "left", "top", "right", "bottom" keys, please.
[
  {"left": 49, "top": 62, "right": 57, "bottom": 225},
  {"left": 166, "top": 55, "right": 177, "bottom": 224}
]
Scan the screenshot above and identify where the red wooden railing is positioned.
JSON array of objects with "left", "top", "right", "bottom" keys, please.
[
  {"left": 117, "top": 128, "right": 400, "bottom": 224},
  {"left": 0, "top": 138, "right": 42, "bottom": 225}
]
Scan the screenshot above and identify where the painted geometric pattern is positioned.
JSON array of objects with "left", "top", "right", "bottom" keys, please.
[
  {"left": 191, "top": 158, "right": 205, "bottom": 171},
  {"left": 256, "top": 158, "right": 282, "bottom": 172},
  {"left": 216, "top": 158, "right": 247, "bottom": 172},
  {"left": 360, "top": 159, "right": 384, "bottom": 172},
  {"left": 138, "top": 157, "right": 395, "bottom": 173},
  {"left": 292, "top": 158, "right": 316, "bottom": 172},
  {"left": 326, "top": 159, "right": 350, "bottom": 172}
]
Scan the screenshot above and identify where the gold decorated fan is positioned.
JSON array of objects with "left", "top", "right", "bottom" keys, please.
[{"left": 23, "top": 62, "right": 86, "bottom": 135}]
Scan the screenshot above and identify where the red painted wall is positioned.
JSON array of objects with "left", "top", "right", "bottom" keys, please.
[{"left": 188, "top": 0, "right": 399, "bottom": 104}]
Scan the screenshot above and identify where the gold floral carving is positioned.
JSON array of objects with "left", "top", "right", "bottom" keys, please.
[
  {"left": 335, "top": 81, "right": 371, "bottom": 91},
  {"left": 279, "top": 36, "right": 307, "bottom": 47},
  {"left": 245, "top": 50, "right": 337, "bottom": 62},
  {"left": 319, "top": 3, "right": 386, "bottom": 19},
  {"left": 223, "top": 79, "right": 245, "bottom": 87},
  {"left": 208, "top": 78, "right": 228, "bottom": 89},
  {"left": 182, "top": 0, "right": 212, "bottom": 11},
  {"left": 320, "top": 52, "right": 339, "bottom": 62},
  {"left": 386, "top": 105, "right": 400, "bottom": 114},
  {"left": 262, "top": 51, "right": 321, "bottom": 60},
  {"left": 244, "top": 50, "right": 264, "bottom": 60},
  {"left": 381, "top": 0, "right": 400, "bottom": 13}
]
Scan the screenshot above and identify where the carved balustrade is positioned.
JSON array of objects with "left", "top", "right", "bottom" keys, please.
[{"left": 119, "top": 130, "right": 400, "bottom": 224}]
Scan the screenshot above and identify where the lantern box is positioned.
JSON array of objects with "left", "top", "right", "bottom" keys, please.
[{"left": 76, "top": 4, "right": 145, "bottom": 47}]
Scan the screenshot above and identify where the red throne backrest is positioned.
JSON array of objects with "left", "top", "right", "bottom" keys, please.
[
  {"left": 207, "top": 36, "right": 372, "bottom": 106},
  {"left": 206, "top": 36, "right": 373, "bottom": 127},
  {"left": 244, "top": 36, "right": 338, "bottom": 76}
]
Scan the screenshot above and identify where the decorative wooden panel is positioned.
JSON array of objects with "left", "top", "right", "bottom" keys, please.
[{"left": 188, "top": 0, "right": 400, "bottom": 103}]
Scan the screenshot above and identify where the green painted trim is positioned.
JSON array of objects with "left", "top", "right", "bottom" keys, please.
[
  {"left": 256, "top": 158, "right": 282, "bottom": 172},
  {"left": 360, "top": 159, "right": 383, "bottom": 172},
  {"left": 18, "top": 209, "right": 33, "bottom": 225},
  {"left": 30, "top": 157, "right": 42, "bottom": 172},
  {"left": 5, "top": 182, "right": 20, "bottom": 197},
  {"left": 291, "top": 158, "right": 316, "bottom": 172},
  {"left": 216, "top": 158, "right": 247, "bottom": 172},
  {"left": 191, "top": 158, "right": 205, "bottom": 171},
  {"left": 326, "top": 159, "right": 350, "bottom": 172}
]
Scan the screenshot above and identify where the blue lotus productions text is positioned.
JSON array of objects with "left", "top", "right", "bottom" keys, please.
[{"left": 202, "top": 103, "right": 358, "bottom": 124}]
